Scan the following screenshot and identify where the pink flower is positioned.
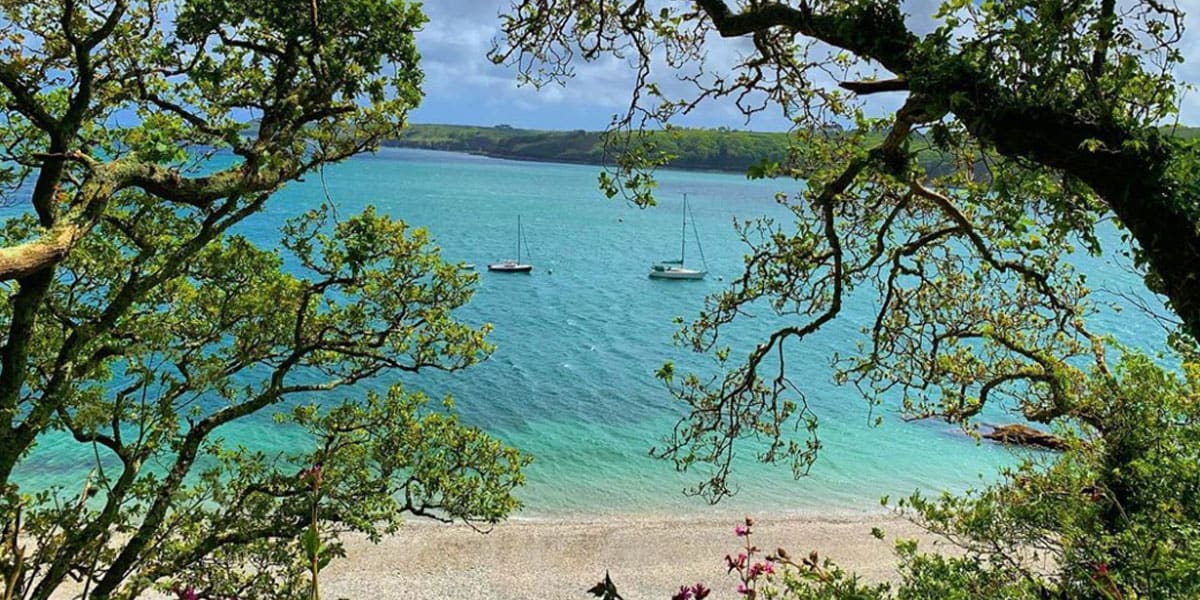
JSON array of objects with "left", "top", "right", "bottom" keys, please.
[
  {"left": 734, "top": 524, "right": 750, "bottom": 537},
  {"left": 298, "top": 464, "right": 323, "bottom": 488},
  {"left": 725, "top": 552, "right": 748, "bottom": 572},
  {"left": 672, "top": 583, "right": 711, "bottom": 600},
  {"left": 748, "top": 561, "right": 775, "bottom": 578},
  {"left": 172, "top": 585, "right": 199, "bottom": 600},
  {"left": 737, "top": 582, "right": 750, "bottom": 595}
]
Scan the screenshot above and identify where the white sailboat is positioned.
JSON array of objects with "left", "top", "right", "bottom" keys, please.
[
  {"left": 649, "top": 193, "right": 707, "bottom": 280},
  {"left": 488, "top": 215, "right": 534, "bottom": 273}
]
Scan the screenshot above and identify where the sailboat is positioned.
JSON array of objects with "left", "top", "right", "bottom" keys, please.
[
  {"left": 649, "top": 193, "right": 707, "bottom": 280},
  {"left": 488, "top": 215, "right": 534, "bottom": 273}
]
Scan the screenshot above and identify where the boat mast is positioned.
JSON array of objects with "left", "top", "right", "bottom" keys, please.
[
  {"left": 517, "top": 215, "right": 522, "bottom": 263},
  {"left": 689, "top": 195, "right": 708, "bottom": 271},
  {"left": 680, "top": 193, "right": 688, "bottom": 265}
]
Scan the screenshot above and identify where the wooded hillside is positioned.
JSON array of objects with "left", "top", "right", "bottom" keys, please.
[{"left": 386, "top": 124, "right": 795, "bottom": 172}]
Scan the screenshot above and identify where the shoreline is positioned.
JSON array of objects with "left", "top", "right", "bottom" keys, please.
[
  {"left": 42, "top": 511, "right": 932, "bottom": 600},
  {"left": 379, "top": 143, "right": 757, "bottom": 176},
  {"left": 497, "top": 502, "right": 894, "bottom": 524},
  {"left": 323, "top": 511, "right": 939, "bottom": 599}
]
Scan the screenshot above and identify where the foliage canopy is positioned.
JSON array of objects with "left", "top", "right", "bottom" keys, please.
[
  {"left": 495, "top": 1, "right": 1200, "bottom": 596},
  {"left": 0, "top": 1, "right": 527, "bottom": 598}
]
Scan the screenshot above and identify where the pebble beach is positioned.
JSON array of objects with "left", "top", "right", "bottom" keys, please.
[{"left": 322, "top": 513, "right": 937, "bottom": 599}]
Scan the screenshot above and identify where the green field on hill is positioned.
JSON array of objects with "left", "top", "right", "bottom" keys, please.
[
  {"left": 387, "top": 124, "right": 793, "bottom": 172},
  {"left": 387, "top": 123, "right": 1200, "bottom": 176}
]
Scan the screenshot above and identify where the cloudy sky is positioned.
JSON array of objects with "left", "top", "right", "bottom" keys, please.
[{"left": 410, "top": 0, "right": 1200, "bottom": 131}]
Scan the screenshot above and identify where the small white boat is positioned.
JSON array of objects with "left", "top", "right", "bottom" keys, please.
[
  {"left": 458, "top": 263, "right": 476, "bottom": 270},
  {"left": 649, "top": 193, "right": 707, "bottom": 280},
  {"left": 488, "top": 215, "right": 533, "bottom": 273},
  {"left": 487, "top": 260, "right": 532, "bottom": 273},
  {"left": 649, "top": 263, "right": 706, "bottom": 280}
]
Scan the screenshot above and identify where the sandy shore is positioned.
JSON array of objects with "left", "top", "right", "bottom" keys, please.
[
  {"left": 44, "top": 511, "right": 940, "bottom": 599},
  {"left": 322, "top": 512, "right": 940, "bottom": 599}
]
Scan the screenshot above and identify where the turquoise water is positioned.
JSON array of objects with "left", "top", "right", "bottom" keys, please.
[{"left": 16, "top": 148, "right": 1166, "bottom": 519}]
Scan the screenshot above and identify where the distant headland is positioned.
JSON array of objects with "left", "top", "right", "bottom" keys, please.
[
  {"left": 384, "top": 123, "right": 1200, "bottom": 175},
  {"left": 385, "top": 123, "right": 789, "bottom": 173}
]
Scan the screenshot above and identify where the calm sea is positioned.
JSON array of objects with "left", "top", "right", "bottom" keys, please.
[{"left": 16, "top": 148, "right": 1166, "bottom": 519}]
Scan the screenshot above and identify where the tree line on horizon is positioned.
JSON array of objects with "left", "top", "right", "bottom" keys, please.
[
  {"left": 388, "top": 122, "right": 1200, "bottom": 177},
  {"left": 389, "top": 123, "right": 796, "bottom": 172}
]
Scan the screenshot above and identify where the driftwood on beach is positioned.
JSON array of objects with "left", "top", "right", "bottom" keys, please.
[{"left": 983, "top": 424, "right": 1068, "bottom": 451}]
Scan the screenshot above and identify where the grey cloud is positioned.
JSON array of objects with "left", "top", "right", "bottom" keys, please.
[
  {"left": 416, "top": 1, "right": 647, "bottom": 122},
  {"left": 413, "top": 1, "right": 1200, "bottom": 128}
]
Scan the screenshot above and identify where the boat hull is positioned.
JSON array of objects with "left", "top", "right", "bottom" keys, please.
[
  {"left": 648, "top": 267, "right": 705, "bottom": 280},
  {"left": 488, "top": 262, "right": 533, "bottom": 273}
]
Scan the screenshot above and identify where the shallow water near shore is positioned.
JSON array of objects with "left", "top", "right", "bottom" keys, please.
[{"left": 16, "top": 148, "right": 1166, "bottom": 519}]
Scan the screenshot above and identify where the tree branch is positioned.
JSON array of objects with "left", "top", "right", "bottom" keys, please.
[
  {"left": 0, "top": 63, "right": 58, "bottom": 133},
  {"left": 0, "top": 159, "right": 298, "bottom": 283},
  {"left": 839, "top": 78, "right": 908, "bottom": 95},
  {"left": 694, "top": 0, "right": 916, "bottom": 75}
]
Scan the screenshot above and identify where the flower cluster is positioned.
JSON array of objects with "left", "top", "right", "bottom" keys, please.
[
  {"left": 671, "top": 583, "right": 712, "bottom": 600},
  {"left": 171, "top": 585, "right": 199, "bottom": 600},
  {"left": 724, "top": 517, "right": 777, "bottom": 599},
  {"left": 748, "top": 561, "right": 775, "bottom": 578},
  {"left": 725, "top": 551, "right": 748, "bottom": 572},
  {"left": 298, "top": 464, "right": 324, "bottom": 490},
  {"left": 1091, "top": 562, "right": 1123, "bottom": 600}
]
